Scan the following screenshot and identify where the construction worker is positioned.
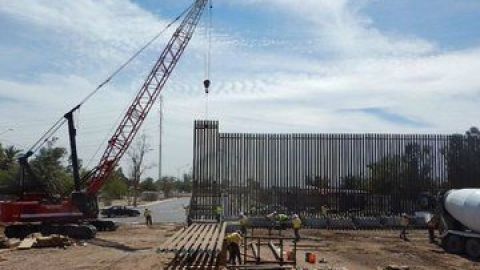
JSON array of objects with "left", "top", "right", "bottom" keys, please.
[
  {"left": 225, "top": 230, "right": 243, "bottom": 265},
  {"left": 292, "top": 214, "right": 302, "bottom": 241},
  {"left": 215, "top": 204, "right": 223, "bottom": 223},
  {"left": 183, "top": 204, "right": 192, "bottom": 227},
  {"left": 321, "top": 204, "right": 329, "bottom": 217},
  {"left": 276, "top": 213, "right": 289, "bottom": 231},
  {"left": 266, "top": 210, "right": 277, "bottom": 235},
  {"left": 239, "top": 212, "right": 249, "bottom": 235},
  {"left": 249, "top": 206, "right": 256, "bottom": 216},
  {"left": 427, "top": 214, "right": 440, "bottom": 243},
  {"left": 399, "top": 213, "right": 410, "bottom": 241},
  {"left": 144, "top": 208, "right": 153, "bottom": 226}
]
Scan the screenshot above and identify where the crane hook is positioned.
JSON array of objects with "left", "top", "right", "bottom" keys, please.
[{"left": 203, "top": 79, "right": 211, "bottom": 94}]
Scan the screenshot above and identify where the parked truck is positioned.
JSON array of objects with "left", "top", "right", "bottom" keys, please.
[{"left": 438, "top": 189, "right": 480, "bottom": 259}]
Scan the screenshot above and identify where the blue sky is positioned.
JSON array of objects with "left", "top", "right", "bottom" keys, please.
[{"left": 0, "top": 0, "right": 479, "bottom": 178}]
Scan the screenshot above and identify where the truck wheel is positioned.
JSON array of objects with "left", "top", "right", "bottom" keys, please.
[
  {"left": 443, "top": 234, "right": 465, "bottom": 254},
  {"left": 465, "top": 238, "right": 480, "bottom": 259}
]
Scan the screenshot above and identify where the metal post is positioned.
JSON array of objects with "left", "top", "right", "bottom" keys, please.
[
  {"left": 280, "top": 239, "right": 284, "bottom": 265},
  {"left": 293, "top": 239, "right": 297, "bottom": 266},
  {"left": 243, "top": 235, "right": 247, "bottom": 265},
  {"left": 64, "top": 106, "right": 81, "bottom": 191},
  {"left": 257, "top": 238, "right": 261, "bottom": 264},
  {"left": 158, "top": 95, "right": 163, "bottom": 181}
]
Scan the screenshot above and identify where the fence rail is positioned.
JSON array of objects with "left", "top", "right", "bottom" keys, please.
[{"left": 191, "top": 120, "right": 480, "bottom": 219}]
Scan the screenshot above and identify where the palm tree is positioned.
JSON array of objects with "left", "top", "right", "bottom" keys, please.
[{"left": 0, "top": 145, "right": 21, "bottom": 170}]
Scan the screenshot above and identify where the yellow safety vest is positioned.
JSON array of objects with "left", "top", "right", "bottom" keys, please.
[
  {"left": 292, "top": 218, "right": 302, "bottom": 229},
  {"left": 226, "top": 233, "right": 242, "bottom": 245},
  {"left": 240, "top": 217, "right": 249, "bottom": 227}
]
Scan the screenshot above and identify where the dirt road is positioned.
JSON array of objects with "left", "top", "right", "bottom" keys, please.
[{"left": 103, "top": 197, "right": 190, "bottom": 225}]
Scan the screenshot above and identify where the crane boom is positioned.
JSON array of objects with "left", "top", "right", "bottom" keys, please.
[
  {"left": 87, "top": 0, "right": 208, "bottom": 194},
  {"left": 0, "top": 0, "right": 210, "bottom": 239}
]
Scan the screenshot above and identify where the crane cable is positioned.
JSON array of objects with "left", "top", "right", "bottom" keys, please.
[
  {"left": 26, "top": 2, "right": 195, "bottom": 157},
  {"left": 203, "top": 0, "right": 213, "bottom": 119}
]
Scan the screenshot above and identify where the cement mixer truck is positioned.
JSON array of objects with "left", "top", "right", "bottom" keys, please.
[{"left": 438, "top": 189, "right": 480, "bottom": 259}]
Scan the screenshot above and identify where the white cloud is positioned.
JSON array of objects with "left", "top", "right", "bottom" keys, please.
[
  {"left": 231, "top": 0, "right": 436, "bottom": 57},
  {"left": 0, "top": 0, "right": 479, "bottom": 178},
  {"left": 0, "top": 0, "right": 166, "bottom": 65}
]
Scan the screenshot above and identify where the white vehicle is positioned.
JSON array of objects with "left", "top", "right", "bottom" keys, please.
[{"left": 439, "top": 189, "right": 480, "bottom": 259}]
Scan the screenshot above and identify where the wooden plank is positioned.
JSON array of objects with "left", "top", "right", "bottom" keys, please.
[
  {"left": 172, "top": 224, "right": 201, "bottom": 252},
  {"left": 268, "top": 241, "right": 281, "bottom": 261},
  {"left": 214, "top": 222, "right": 227, "bottom": 254},
  {"left": 163, "top": 223, "right": 224, "bottom": 269},
  {"left": 197, "top": 223, "right": 216, "bottom": 253},
  {"left": 191, "top": 251, "right": 207, "bottom": 269},
  {"left": 205, "top": 223, "right": 221, "bottom": 254},
  {"left": 158, "top": 226, "right": 187, "bottom": 251},
  {"left": 251, "top": 242, "right": 259, "bottom": 261},
  {"left": 191, "top": 224, "right": 214, "bottom": 254},
  {"left": 182, "top": 224, "right": 209, "bottom": 253},
  {"left": 160, "top": 225, "right": 195, "bottom": 251},
  {"left": 17, "top": 238, "right": 36, "bottom": 250},
  {"left": 189, "top": 224, "right": 217, "bottom": 268}
]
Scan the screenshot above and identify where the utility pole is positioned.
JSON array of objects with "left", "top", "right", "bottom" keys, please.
[{"left": 158, "top": 95, "right": 163, "bottom": 182}]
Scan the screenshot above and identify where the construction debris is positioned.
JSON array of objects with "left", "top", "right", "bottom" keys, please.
[
  {"left": 0, "top": 237, "right": 20, "bottom": 249},
  {"left": 17, "top": 238, "right": 36, "bottom": 250},
  {"left": 34, "top": 235, "right": 72, "bottom": 248},
  {"left": 9, "top": 234, "right": 73, "bottom": 250}
]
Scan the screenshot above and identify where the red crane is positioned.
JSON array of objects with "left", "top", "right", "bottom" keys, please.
[{"left": 0, "top": 0, "right": 209, "bottom": 239}]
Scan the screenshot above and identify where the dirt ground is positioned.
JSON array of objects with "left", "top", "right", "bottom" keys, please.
[
  {"left": 272, "top": 229, "right": 480, "bottom": 270},
  {"left": 0, "top": 225, "right": 479, "bottom": 269},
  {"left": 0, "top": 224, "right": 179, "bottom": 270}
]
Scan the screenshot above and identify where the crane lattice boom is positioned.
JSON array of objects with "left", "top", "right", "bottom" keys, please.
[{"left": 88, "top": 0, "right": 208, "bottom": 194}]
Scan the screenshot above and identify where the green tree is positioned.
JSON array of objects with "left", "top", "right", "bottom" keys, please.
[
  {"left": 341, "top": 175, "right": 364, "bottom": 190},
  {"left": 0, "top": 143, "right": 21, "bottom": 193},
  {"left": 442, "top": 127, "right": 480, "bottom": 188},
  {"left": 156, "top": 176, "right": 175, "bottom": 198},
  {"left": 367, "top": 143, "right": 434, "bottom": 206},
  {"left": 101, "top": 168, "right": 129, "bottom": 200},
  {"left": 140, "top": 177, "right": 157, "bottom": 191},
  {"left": 367, "top": 155, "right": 402, "bottom": 195},
  {"left": 29, "top": 144, "right": 73, "bottom": 196},
  {"left": 173, "top": 173, "right": 192, "bottom": 193},
  {"left": 0, "top": 145, "right": 21, "bottom": 170},
  {"left": 306, "top": 175, "right": 330, "bottom": 189}
]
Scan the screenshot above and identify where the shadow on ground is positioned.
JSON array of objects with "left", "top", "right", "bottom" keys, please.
[{"left": 88, "top": 238, "right": 151, "bottom": 252}]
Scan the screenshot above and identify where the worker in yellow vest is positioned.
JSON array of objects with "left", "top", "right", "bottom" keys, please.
[
  {"left": 400, "top": 213, "right": 411, "bottom": 241},
  {"left": 144, "top": 208, "right": 153, "bottom": 227},
  {"left": 239, "top": 212, "right": 249, "bottom": 235},
  {"left": 225, "top": 230, "right": 243, "bottom": 265},
  {"left": 215, "top": 205, "right": 223, "bottom": 223},
  {"left": 292, "top": 214, "right": 302, "bottom": 241}
]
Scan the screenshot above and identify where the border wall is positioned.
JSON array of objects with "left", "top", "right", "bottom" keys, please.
[{"left": 190, "top": 120, "right": 480, "bottom": 219}]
